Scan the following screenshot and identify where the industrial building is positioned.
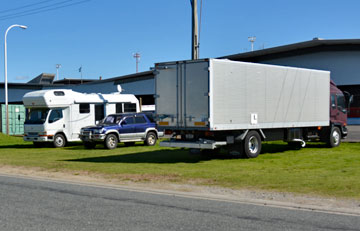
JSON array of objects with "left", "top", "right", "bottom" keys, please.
[
  {"left": 223, "top": 38, "right": 360, "bottom": 124},
  {"left": 1, "top": 38, "right": 360, "bottom": 134}
]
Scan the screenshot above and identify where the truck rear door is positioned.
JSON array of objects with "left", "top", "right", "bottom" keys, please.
[{"left": 155, "top": 60, "right": 209, "bottom": 130}]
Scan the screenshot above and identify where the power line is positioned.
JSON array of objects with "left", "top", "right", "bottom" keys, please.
[
  {"left": 0, "top": 0, "right": 91, "bottom": 21},
  {"left": 0, "top": 0, "right": 57, "bottom": 14}
]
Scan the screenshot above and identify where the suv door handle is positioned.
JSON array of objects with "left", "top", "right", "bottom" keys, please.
[{"left": 63, "top": 124, "right": 65, "bottom": 128}]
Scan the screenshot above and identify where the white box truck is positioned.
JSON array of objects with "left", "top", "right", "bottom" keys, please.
[
  {"left": 155, "top": 59, "right": 349, "bottom": 158},
  {"left": 23, "top": 89, "right": 139, "bottom": 147}
]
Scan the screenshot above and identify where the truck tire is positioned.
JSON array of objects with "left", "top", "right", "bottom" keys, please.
[
  {"left": 53, "top": 134, "right": 66, "bottom": 148},
  {"left": 327, "top": 127, "right": 341, "bottom": 148},
  {"left": 243, "top": 131, "right": 261, "bottom": 158},
  {"left": 84, "top": 142, "right": 96, "bottom": 149},
  {"left": 145, "top": 132, "right": 157, "bottom": 146},
  {"left": 104, "top": 134, "right": 118, "bottom": 149}
]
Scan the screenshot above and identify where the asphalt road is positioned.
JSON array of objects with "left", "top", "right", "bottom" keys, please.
[
  {"left": 0, "top": 175, "right": 359, "bottom": 231},
  {"left": 346, "top": 125, "right": 360, "bottom": 142}
]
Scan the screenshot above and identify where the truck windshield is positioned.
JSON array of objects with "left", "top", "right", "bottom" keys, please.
[
  {"left": 25, "top": 108, "right": 50, "bottom": 124},
  {"left": 101, "top": 115, "right": 123, "bottom": 125}
]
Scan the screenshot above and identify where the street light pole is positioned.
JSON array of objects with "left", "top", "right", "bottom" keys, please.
[{"left": 4, "top": 24, "right": 27, "bottom": 135}]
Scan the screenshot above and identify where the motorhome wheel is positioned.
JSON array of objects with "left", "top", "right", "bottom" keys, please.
[{"left": 53, "top": 134, "right": 66, "bottom": 148}]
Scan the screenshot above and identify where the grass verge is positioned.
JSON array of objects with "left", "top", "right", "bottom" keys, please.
[{"left": 0, "top": 133, "right": 359, "bottom": 199}]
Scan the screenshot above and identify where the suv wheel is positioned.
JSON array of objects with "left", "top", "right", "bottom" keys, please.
[
  {"left": 145, "top": 132, "right": 157, "bottom": 146},
  {"left": 104, "top": 134, "right": 118, "bottom": 149}
]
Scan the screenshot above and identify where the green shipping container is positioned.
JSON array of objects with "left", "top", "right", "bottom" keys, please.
[{"left": 1, "top": 104, "right": 26, "bottom": 135}]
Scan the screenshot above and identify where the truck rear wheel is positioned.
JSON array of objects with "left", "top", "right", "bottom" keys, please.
[
  {"left": 104, "top": 134, "right": 118, "bottom": 149},
  {"left": 327, "top": 127, "right": 341, "bottom": 148},
  {"left": 53, "top": 134, "right": 66, "bottom": 148},
  {"left": 243, "top": 131, "right": 261, "bottom": 158}
]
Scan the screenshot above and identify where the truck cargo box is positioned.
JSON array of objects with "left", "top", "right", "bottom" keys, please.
[{"left": 155, "top": 59, "right": 330, "bottom": 131}]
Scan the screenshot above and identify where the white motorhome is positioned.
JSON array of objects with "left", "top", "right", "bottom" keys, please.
[{"left": 23, "top": 89, "right": 139, "bottom": 147}]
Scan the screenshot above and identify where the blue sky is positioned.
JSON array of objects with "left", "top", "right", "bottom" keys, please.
[{"left": 1, "top": 0, "right": 360, "bottom": 83}]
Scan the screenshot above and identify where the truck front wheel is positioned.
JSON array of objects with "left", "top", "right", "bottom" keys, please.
[
  {"left": 327, "top": 127, "right": 341, "bottom": 148},
  {"left": 104, "top": 134, "right": 118, "bottom": 149},
  {"left": 243, "top": 131, "right": 262, "bottom": 158}
]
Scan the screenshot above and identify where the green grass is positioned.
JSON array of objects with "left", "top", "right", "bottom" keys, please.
[{"left": 0, "top": 133, "right": 359, "bottom": 199}]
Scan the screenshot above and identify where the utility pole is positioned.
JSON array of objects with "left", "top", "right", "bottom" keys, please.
[
  {"left": 133, "top": 52, "right": 140, "bottom": 73},
  {"left": 55, "top": 64, "right": 61, "bottom": 80},
  {"left": 191, "top": 0, "right": 199, "bottom": 60},
  {"left": 248, "top": 36, "right": 256, "bottom": 51}
]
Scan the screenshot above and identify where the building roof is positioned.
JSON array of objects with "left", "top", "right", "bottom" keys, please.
[
  {"left": 53, "top": 78, "right": 95, "bottom": 85},
  {"left": 27, "top": 73, "right": 55, "bottom": 84},
  {"left": 222, "top": 38, "right": 360, "bottom": 62}
]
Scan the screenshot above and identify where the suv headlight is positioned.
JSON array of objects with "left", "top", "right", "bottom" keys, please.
[{"left": 93, "top": 128, "right": 103, "bottom": 134}]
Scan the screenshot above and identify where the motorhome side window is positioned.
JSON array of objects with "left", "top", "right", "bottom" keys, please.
[
  {"left": 79, "top": 103, "right": 90, "bottom": 114},
  {"left": 124, "top": 103, "right": 137, "bottom": 112},
  {"left": 48, "top": 109, "right": 63, "bottom": 123},
  {"left": 116, "top": 103, "right": 123, "bottom": 113},
  {"left": 54, "top": 91, "right": 65, "bottom": 96}
]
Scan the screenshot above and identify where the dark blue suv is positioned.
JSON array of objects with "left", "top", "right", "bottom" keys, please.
[{"left": 79, "top": 113, "right": 163, "bottom": 149}]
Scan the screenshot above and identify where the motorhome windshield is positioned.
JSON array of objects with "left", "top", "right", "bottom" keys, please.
[
  {"left": 101, "top": 115, "right": 123, "bottom": 125},
  {"left": 25, "top": 108, "right": 50, "bottom": 124}
]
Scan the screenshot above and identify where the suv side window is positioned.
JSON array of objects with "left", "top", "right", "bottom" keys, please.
[
  {"left": 123, "top": 116, "right": 134, "bottom": 125},
  {"left": 124, "top": 103, "right": 137, "bottom": 112},
  {"left": 48, "top": 109, "right": 63, "bottom": 123},
  {"left": 135, "top": 115, "right": 146, "bottom": 124}
]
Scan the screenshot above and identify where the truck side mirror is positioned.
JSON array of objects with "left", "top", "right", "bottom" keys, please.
[{"left": 349, "top": 95, "right": 354, "bottom": 104}]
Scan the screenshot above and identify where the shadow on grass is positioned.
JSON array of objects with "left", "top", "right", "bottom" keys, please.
[
  {"left": 261, "top": 142, "right": 328, "bottom": 154},
  {"left": 64, "top": 149, "right": 234, "bottom": 164},
  {"left": 65, "top": 142, "right": 331, "bottom": 164},
  {"left": 0, "top": 144, "right": 36, "bottom": 149}
]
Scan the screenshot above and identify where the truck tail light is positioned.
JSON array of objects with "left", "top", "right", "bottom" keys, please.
[
  {"left": 205, "top": 131, "right": 214, "bottom": 136},
  {"left": 194, "top": 121, "right": 206, "bottom": 126},
  {"left": 165, "top": 129, "right": 173, "bottom": 135}
]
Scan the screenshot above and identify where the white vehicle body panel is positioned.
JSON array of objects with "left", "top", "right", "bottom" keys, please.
[
  {"left": 155, "top": 59, "right": 330, "bottom": 131},
  {"left": 23, "top": 89, "right": 140, "bottom": 143}
]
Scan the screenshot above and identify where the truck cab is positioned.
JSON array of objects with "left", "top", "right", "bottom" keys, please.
[
  {"left": 330, "top": 80, "right": 348, "bottom": 133},
  {"left": 24, "top": 107, "right": 69, "bottom": 148},
  {"left": 325, "top": 81, "right": 349, "bottom": 147}
]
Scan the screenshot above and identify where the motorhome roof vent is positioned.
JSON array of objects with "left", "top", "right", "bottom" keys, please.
[{"left": 54, "top": 91, "right": 65, "bottom": 96}]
